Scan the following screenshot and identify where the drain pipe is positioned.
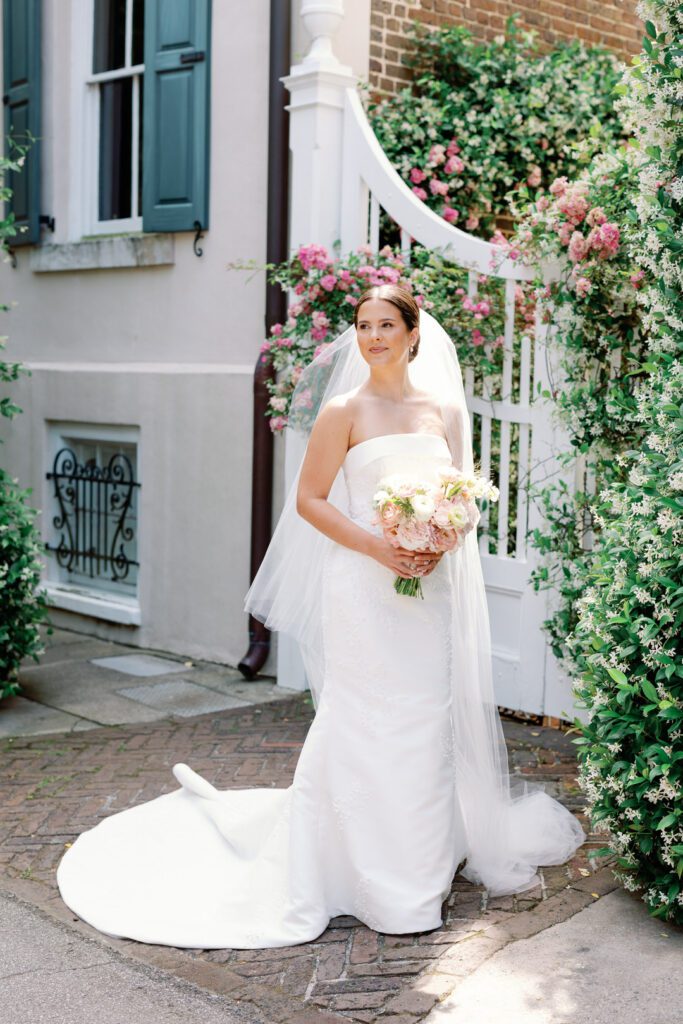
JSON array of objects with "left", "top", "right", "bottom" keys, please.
[{"left": 238, "top": 0, "right": 291, "bottom": 680}]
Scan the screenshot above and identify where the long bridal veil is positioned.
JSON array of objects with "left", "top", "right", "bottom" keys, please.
[{"left": 245, "top": 307, "right": 585, "bottom": 896}]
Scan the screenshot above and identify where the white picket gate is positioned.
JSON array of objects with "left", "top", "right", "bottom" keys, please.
[{"left": 278, "top": 1, "right": 579, "bottom": 721}]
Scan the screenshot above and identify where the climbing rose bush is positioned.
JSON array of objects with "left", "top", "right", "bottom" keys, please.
[
  {"left": 232, "top": 242, "right": 533, "bottom": 433},
  {"left": 254, "top": 243, "right": 430, "bottom": 431},
  {"left": 367, "top": 14, "right": 625, "bottom": 238}
]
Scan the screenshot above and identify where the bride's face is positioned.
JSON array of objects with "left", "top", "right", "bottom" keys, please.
[{"left": 356, "top": 299, "right": 417, "bottom": 368}]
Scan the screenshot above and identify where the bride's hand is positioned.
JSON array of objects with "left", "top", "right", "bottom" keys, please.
[{"left": 369, "top": 538, "right": 443, "bottom": 579}]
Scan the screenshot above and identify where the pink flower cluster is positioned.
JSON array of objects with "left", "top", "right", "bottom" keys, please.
[
  {"left": 462, "top": 295, "right": 491, "bottom": 319},
  {"left": 454, "top": 282, "right": 505, "bottom": 349},
  {"left": 297, "top": 244, "right": 332, "bottom": 272},
  {"left": 554, "top": 181, "right": 591, "bottom": 227},
  {"left": 311, "top": 309, "right": 330, "bottom": 341},
  {"left": 409, "top": 136, "right": 467, "bottom": 227},
  {"left": 546, "top": 178, "right": 621, "bottom": 267},
  {"left": 357, "top": 263, "right": 402, "bottom": 288},
  {"left": 506, "top": 176, "right": 626, "bottom": 303},
  {"left": 490, "top": 229, "right": 521, "bottom": 264}
]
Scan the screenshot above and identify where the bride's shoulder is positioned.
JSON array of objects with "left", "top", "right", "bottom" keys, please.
[
  {"left": 326, "top": 384, "right": 363, "bottom": 405},
  {"left": 320, "top": 386, "right": 364, "bottom": 418},
  {"left": 313, "top": 389, "right": 357, "bottom": 438}
]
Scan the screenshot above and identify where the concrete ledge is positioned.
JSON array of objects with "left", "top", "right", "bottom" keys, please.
[
  {"left": 29, "top": 233, "right": 175, "bottom": 273},
  {"left": 44, "top": 582, "right": 141, "bottom": 625}
]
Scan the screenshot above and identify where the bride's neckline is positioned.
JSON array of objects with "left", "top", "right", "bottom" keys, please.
[{"left": 345, "top": 432, "right": 449, "bottom": 461}]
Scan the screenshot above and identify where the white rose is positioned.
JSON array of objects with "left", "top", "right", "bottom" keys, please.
[
  {"left": 412, "top": 494, "right": 435, "bottom": 522},
  {"left": 448, "top": 506, "right": 467, "bottom": 528}
]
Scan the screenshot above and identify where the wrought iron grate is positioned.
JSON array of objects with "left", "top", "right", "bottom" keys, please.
[{"left": 45, "top": 446, "right": 140, "bottom": 583}]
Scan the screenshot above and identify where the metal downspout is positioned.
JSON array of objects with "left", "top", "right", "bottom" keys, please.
[{"left": 238, "top": 0, "right": 291, "bottom": 679}]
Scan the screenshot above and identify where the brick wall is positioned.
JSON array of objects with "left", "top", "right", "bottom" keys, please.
[{"left": 369, "top": 0, "right": 643, "bottom": 97}]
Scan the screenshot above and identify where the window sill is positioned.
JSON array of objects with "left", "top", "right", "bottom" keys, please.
[
  {"left": 29, "top": 233, "right": 175, "bottom": 273},
  {"left": 44, "top": 581, "right": 141, "bottom": 625}
]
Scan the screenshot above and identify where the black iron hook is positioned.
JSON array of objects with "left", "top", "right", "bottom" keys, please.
[{"left": 193, "top": 220, "right": 204, "bottom": 257}]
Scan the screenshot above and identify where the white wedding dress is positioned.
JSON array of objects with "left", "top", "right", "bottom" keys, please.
[{"left": 57, "top": 433, "right": 583, "bottom": 949}]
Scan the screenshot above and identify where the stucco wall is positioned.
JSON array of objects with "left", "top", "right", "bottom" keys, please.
[
  {"left": 0, "top": 0, "right": 270, "bottom": 665},
  {"left": 0, "top": 0, "right": 372, "bottom": 670}
]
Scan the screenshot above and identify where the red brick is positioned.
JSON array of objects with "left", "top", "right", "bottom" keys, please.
[{"left": 1, "top": 682, "right": 591, "bottom": 1021}]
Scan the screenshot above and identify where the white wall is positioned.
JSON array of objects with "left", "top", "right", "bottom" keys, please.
[
  {"left": 3, "top": 0, "right": 271, "bottom": 366},
  {"left": 0, "top": 0, "right": 372, "bottom": 670},
  {"left": 10, "top": 365, "right": 254, "bottom": 665},
  {"left": 0, "top": 0, "right": 273, "bottom": 666}
]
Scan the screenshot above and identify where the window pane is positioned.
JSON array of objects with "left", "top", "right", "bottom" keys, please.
[
  {"left": 93, "top": 0, "right": 127, "bottom": 73},
  {"left": 99, "top": 78, "right": 132, "bottom": 220},
  {"left": 132, "top": 0, "right": 145, "bottom": 65}
]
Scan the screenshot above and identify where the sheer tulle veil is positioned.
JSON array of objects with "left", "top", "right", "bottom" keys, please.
[{"left": 245, "top": 307, "right": 585, "bottom": 897}]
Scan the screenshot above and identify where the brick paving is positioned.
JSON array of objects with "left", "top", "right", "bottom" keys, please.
[{"left": 1, "top": 694, "right": 614, "bottom": 1023}]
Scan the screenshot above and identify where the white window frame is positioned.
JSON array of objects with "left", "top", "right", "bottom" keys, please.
[
  {"left": 69, "top": 0, "right": 144, "bottom": 239},
  {"left": 43, "top": 421, "right": 142, "bottom": 625}
]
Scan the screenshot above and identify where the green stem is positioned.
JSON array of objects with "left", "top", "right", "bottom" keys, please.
[{"left": 393, "top": 575, "right": 424, "bottom": 599}]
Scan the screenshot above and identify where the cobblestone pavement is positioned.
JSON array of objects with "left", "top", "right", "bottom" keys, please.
[{"left": 1, "top": 694, "right": 615, "bottom": 1024}]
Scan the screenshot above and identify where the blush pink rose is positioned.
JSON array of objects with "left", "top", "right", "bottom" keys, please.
[
  {"left": 395, "top": 520, "right": 431, "bottom": 551},
  {"left": 445, "top": 155, "right": 464, "bottom": 175},
  {"left": 379, "top": 503, "right": 401, "bottom": 528},
  {"left": 568, "top": 231, "right": 589, "bottom": 263},
  {"left": 429, "top": 178, "right": 450, "bottom": 196}
]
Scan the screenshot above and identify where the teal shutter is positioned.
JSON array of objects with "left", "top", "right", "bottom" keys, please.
[
  {"left": 2, "top": 0, "right": 41, "bottom": 246},
  {"left": 142, "top": 0, "right": 211, "bottom": 232}
]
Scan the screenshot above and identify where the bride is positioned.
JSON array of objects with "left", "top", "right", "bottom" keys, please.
[{"left": 56, "top": 284, "right": 585, "bottom": 949}]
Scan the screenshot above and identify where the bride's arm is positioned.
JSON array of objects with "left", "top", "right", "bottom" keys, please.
[{"left": 296, "top": 400, "right": 437, "bottom": 579}]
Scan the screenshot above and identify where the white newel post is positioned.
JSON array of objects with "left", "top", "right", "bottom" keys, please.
[{"left": 276, "top": 1, "right": 358, "bottom": 693}]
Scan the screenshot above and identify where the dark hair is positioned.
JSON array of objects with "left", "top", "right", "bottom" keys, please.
[{"left": 353, "top": 284, "right": 421, "bottom": 361}]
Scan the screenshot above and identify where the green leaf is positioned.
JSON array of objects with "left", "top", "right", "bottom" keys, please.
[
  {"left": 658, "top": 813, "right": 679, "bottom": 831},
  {"left": 641, "top": 680, "right": 659, "bottom": 704}
]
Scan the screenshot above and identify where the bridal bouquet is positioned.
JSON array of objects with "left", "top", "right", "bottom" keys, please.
[{"left": 372, "top": 467, "right": 500, "bottom": 598}]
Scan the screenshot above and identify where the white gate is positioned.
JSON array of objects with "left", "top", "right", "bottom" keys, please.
[
  {"left": 338, "top": 88, "right": 573, "bottom": 718},
  {"left": 278, "top": 2, "right": 578, "bottom": 721}
]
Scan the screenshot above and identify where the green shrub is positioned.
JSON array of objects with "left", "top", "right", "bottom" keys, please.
[
  {"left": 504, "top": 0, "right": 683, "bottom": 923},
  {"left": 0, "top": 479, "right": 50, "bottom": 699},
  {"left": 570, "top": 358, "right": 682, "bottom": 922},
  {"left": 0, "top": 150, "right": 50, "bottom": 700},
  {"left": 568, "top": 2, "right": 683, "bottom": 924},
  {"left": 367, "top": 14, "right": 625, "bottom": 238}
]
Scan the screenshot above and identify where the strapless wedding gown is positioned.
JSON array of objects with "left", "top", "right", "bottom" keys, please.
[{"left": 57, "top": 433, "right": 583, "bottom": 949}]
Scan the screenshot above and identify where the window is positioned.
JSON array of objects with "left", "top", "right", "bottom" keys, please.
[
  {"left": 45, "top": 425, "right": 140, "bottom": 600},
  {"left": 88, "top": 0, "right": 145, "bottom": 232},
  {"left": 2, "top": 0, "right": 41, "bottom": 245},
  {"left": 5, "top": 0, "right": 211, "bottom": 244}
]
